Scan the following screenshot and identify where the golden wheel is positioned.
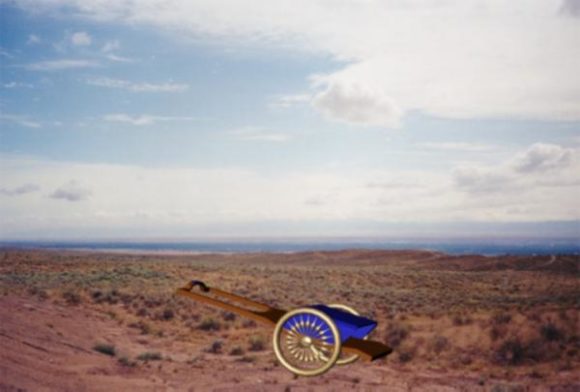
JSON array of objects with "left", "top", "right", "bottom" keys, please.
[{"left": 273, "top": 307, "right": 341, "bottom": 377}]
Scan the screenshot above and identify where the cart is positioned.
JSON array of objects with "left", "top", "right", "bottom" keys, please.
[{"left": 176, "top": 280, "right": 392, "bottom": 376}]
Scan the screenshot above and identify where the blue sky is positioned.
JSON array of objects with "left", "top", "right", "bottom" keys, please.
[{"left": 0, "top": 1, "right": 579, "bottom": 239}]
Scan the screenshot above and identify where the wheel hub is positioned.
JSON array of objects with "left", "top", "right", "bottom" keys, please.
[{"left": 300, "top": 336, "right": 312, "bottom": 347}]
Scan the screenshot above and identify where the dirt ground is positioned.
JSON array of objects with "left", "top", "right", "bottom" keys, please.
[{"left": 0, "top": 249, "right": 578, "bottom": 391}]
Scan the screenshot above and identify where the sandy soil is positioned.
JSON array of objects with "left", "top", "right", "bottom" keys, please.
[{"left": 0, "top": 249, "right": 578, "bottom": 391}]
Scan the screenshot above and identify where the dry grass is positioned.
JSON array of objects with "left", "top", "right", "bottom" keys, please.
[{"left": 0, "top": 248, "right": 578, "bottom": 381}]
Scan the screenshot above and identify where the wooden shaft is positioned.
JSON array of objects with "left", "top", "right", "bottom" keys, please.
[
  {"left": 342, "top": 337, "right": 392, "bottom": 361},
  {"left": 209, "top": 287, "right": 272, "bottom": 312},
  {"left": 176, "top": 288, "right": 281, "bottom": 326}
]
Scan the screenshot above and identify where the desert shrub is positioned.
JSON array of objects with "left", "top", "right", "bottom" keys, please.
[
  {"left": 492, "top": 312, "right": 512, "bottom": 325},
  {"left": 93, "top": 343, "right": 116, "bottom": 356},
  {"left": 161, "top": 308, "right": 174, "bottom": 321},
  {"left": 242, "top": 320, "right": 257, "bottom": 329},
  {"left": 90, "top": 290, "right": 102, "bottom": 301},
  {"left": 398, "top": 349, "right": 414, "bottom": 363},
  {"left": 452, "top": 313, "right": 472, "bottom": 326},
  {"left": 385, "top": 323, "right": 409, "bottom": 348},
  {"left": 137, "top": 352, "right": 162, "bottom": 361},
  {"left": 493, "top": 338, "right": 525, "bottom": 365},
  {"left": 222, "top": 312, "right": 236, "bottom": 322},
  {"left": 431, "top": 335, "right": 449, "bottom": 355},
  {"left": 118, "top": 356, "right": 137, "bottom": 367},
  {"left": 136, "top": 307, "right": 148, "bottom": 317},
  {"left": 128, "top": 320, "right": 151, "bottom": 335},
  {"left": 28, "top": 287, "right": 49, "bottom": 301},
  {"left": 540, "top": 323, "right": 563, "bottom": 342},
  {"left": 206, "top": 340, "right": 223, "bottom": 354},
  {"left": 248, "top": 335, "right": 265, "bottom": 352},
  {"left": 198, "top": 317, "right": 221, "bottom": 331},
  {"left": 62, "top": 290, "right": 81, "bottom": 305},
  {"left": 489, "top": 324, "right": 502, "bottom": 341},
  {"left": 229, "top": 346, "right": 244, "bottom": 356},
  {"left": 236, "top": 355, "right": 256, "bottom": 363}
]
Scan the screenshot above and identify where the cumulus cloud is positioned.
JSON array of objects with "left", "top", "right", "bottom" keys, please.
[
  {"left": 49, "top": 181, "right": 91, "bottom": 202},
  {"left": 103, "top": 113, "right": 193, "bottom": 126},
  {"left": 560, "top": 0, "right": 580, "bottom": 17},
  {"left": 0, "top": 184, "right": 40, "bottom": 196},
  {"left": 26, "top": 59, "right": 99, "bottom": 71},
  {"left": 454, "top": 143, "right": 578, "bottom": 194},
  {"left": 8, "top": 0, "right": 580, "bottom": 125},
  {"left": 512, "top": 143, "right": 573, "bottom": 173},
  {"left": 312, "top": 79, "right": 402, "bottom": 128},
  {"left": 87, "top": 77, "right": 189, "bottom": 92},
  {"left": 71, "top": 31, "right": 91, "bottom": 46},
  {"left": 453, "top": 166, "right": 513, "bottom": 193},
  {"left": 0, "top": 152, "right": 578, "bottom": 238}
]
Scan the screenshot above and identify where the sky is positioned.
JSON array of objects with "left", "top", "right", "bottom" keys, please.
[{"left": 0, "top": 0, "right": 579, "bottom": 240}]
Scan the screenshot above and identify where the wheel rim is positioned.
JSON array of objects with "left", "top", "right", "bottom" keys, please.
[
  {"left": 325, "top": 303, "right": 366, "bottom": 365},
  {"left": 273, "top": 308, "right": 341, "bottom": 377}
]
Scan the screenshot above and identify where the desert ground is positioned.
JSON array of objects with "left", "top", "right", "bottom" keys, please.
[{"left": 0, "top": 248, "right": 578, "bottom": 391}]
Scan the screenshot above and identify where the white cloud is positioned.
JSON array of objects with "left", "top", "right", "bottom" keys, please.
[
  {"left": 560, "top": 0, "right": 580, "bottom": 17},
  {"left": 26, "top": 59, "right": 99, "bottom": 71},
  {"left": 0, "top": 184, "right": 40, "bottom": 196},
  {"left": 27, "top": 34, "right": 41, "bottom": 45},
  {"left": 0, "top": 48, "right": 14, "bottom": 58},
  {"left": 100, "top": 40, "right": 134, "bottom": 62},
  {"left": 512, "top": 143, "right": 573, "bottom": 173},
  {"left": 1, "top": 148, "right": 578, "bottom": 237},
  {"left": 101, "top": 40, "right": 120, "bottom": 53},
  {"left": 312, "top": 78, "right": 402, "bottom": 128},
  {"left": 230, "top": 127, "right": 291, "bottom": 142},
  {"left": 2, "top": 82, "right": 34, "bottom": 89},
  {"left": 419, "top": 142, "right": 497, "bottom": 153},
  {"left": 454, "top": 143, "right": 578, "bottom": 194},
  {"left": 105, "top": 53, "right": 133, "bottom": 62},
  {"left": 9, "top": 0, "right": 580, "bottom": 125},
  {"left": 49, "top": 181, "right": 91, "bottom": 202},
  {"left": 103, "top": 113, "right": 193, "bottom": 126},
  {"left": 453, "top": 166, "right": 513, "bottom": 193},
  {"left": 71, "top": 31, "right": 92, "bottom": 46},
  {"left": 0, "top": 114, "right": 41, "bottom": 128},
  {"left": 87, "top": 77, "right": 189, "bottom": 92}
]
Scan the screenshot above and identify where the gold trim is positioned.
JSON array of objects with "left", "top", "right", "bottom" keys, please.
[{"left": 273, "top": 307, "right": 341, "bottom": 377}]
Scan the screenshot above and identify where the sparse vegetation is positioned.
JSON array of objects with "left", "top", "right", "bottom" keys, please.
[
  {"left": 248, "top": 335, "right": 265, "bottom": 352},
  {"left": 198, "top": 317, "right": 221, "bottom": 331},
  {"left": 137, "top": 352, "right": 162, "bottom": 361},
  {"left": 93, "top": 343, "right": 116, "bottom": 357},
  {"left": 206, "top": 340, "right": 223, "bottom": 354},
  {"left": 62, "top": 290, "right": 81, "bottom": 305},
  {"left": 0, "top": 248, "right": 578, "bottom": 387},
  {"left": 118, "top": 356, "right": 137, "bottom": 367},
  {"left": 229, "top": 346, "right": 245, "bottom": 356}
]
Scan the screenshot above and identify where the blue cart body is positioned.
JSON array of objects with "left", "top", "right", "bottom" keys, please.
[{"left": 282, "top": 304, "right": 377, "bottom": 344}]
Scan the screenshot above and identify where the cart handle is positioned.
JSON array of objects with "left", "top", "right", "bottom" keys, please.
[{"left": 187, "top": 280, "right": 210, "bottom": 293}]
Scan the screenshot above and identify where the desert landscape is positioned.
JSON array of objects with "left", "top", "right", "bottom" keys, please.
[{"left": 0, "top": 248, "right": 578, "bottom": 391}]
